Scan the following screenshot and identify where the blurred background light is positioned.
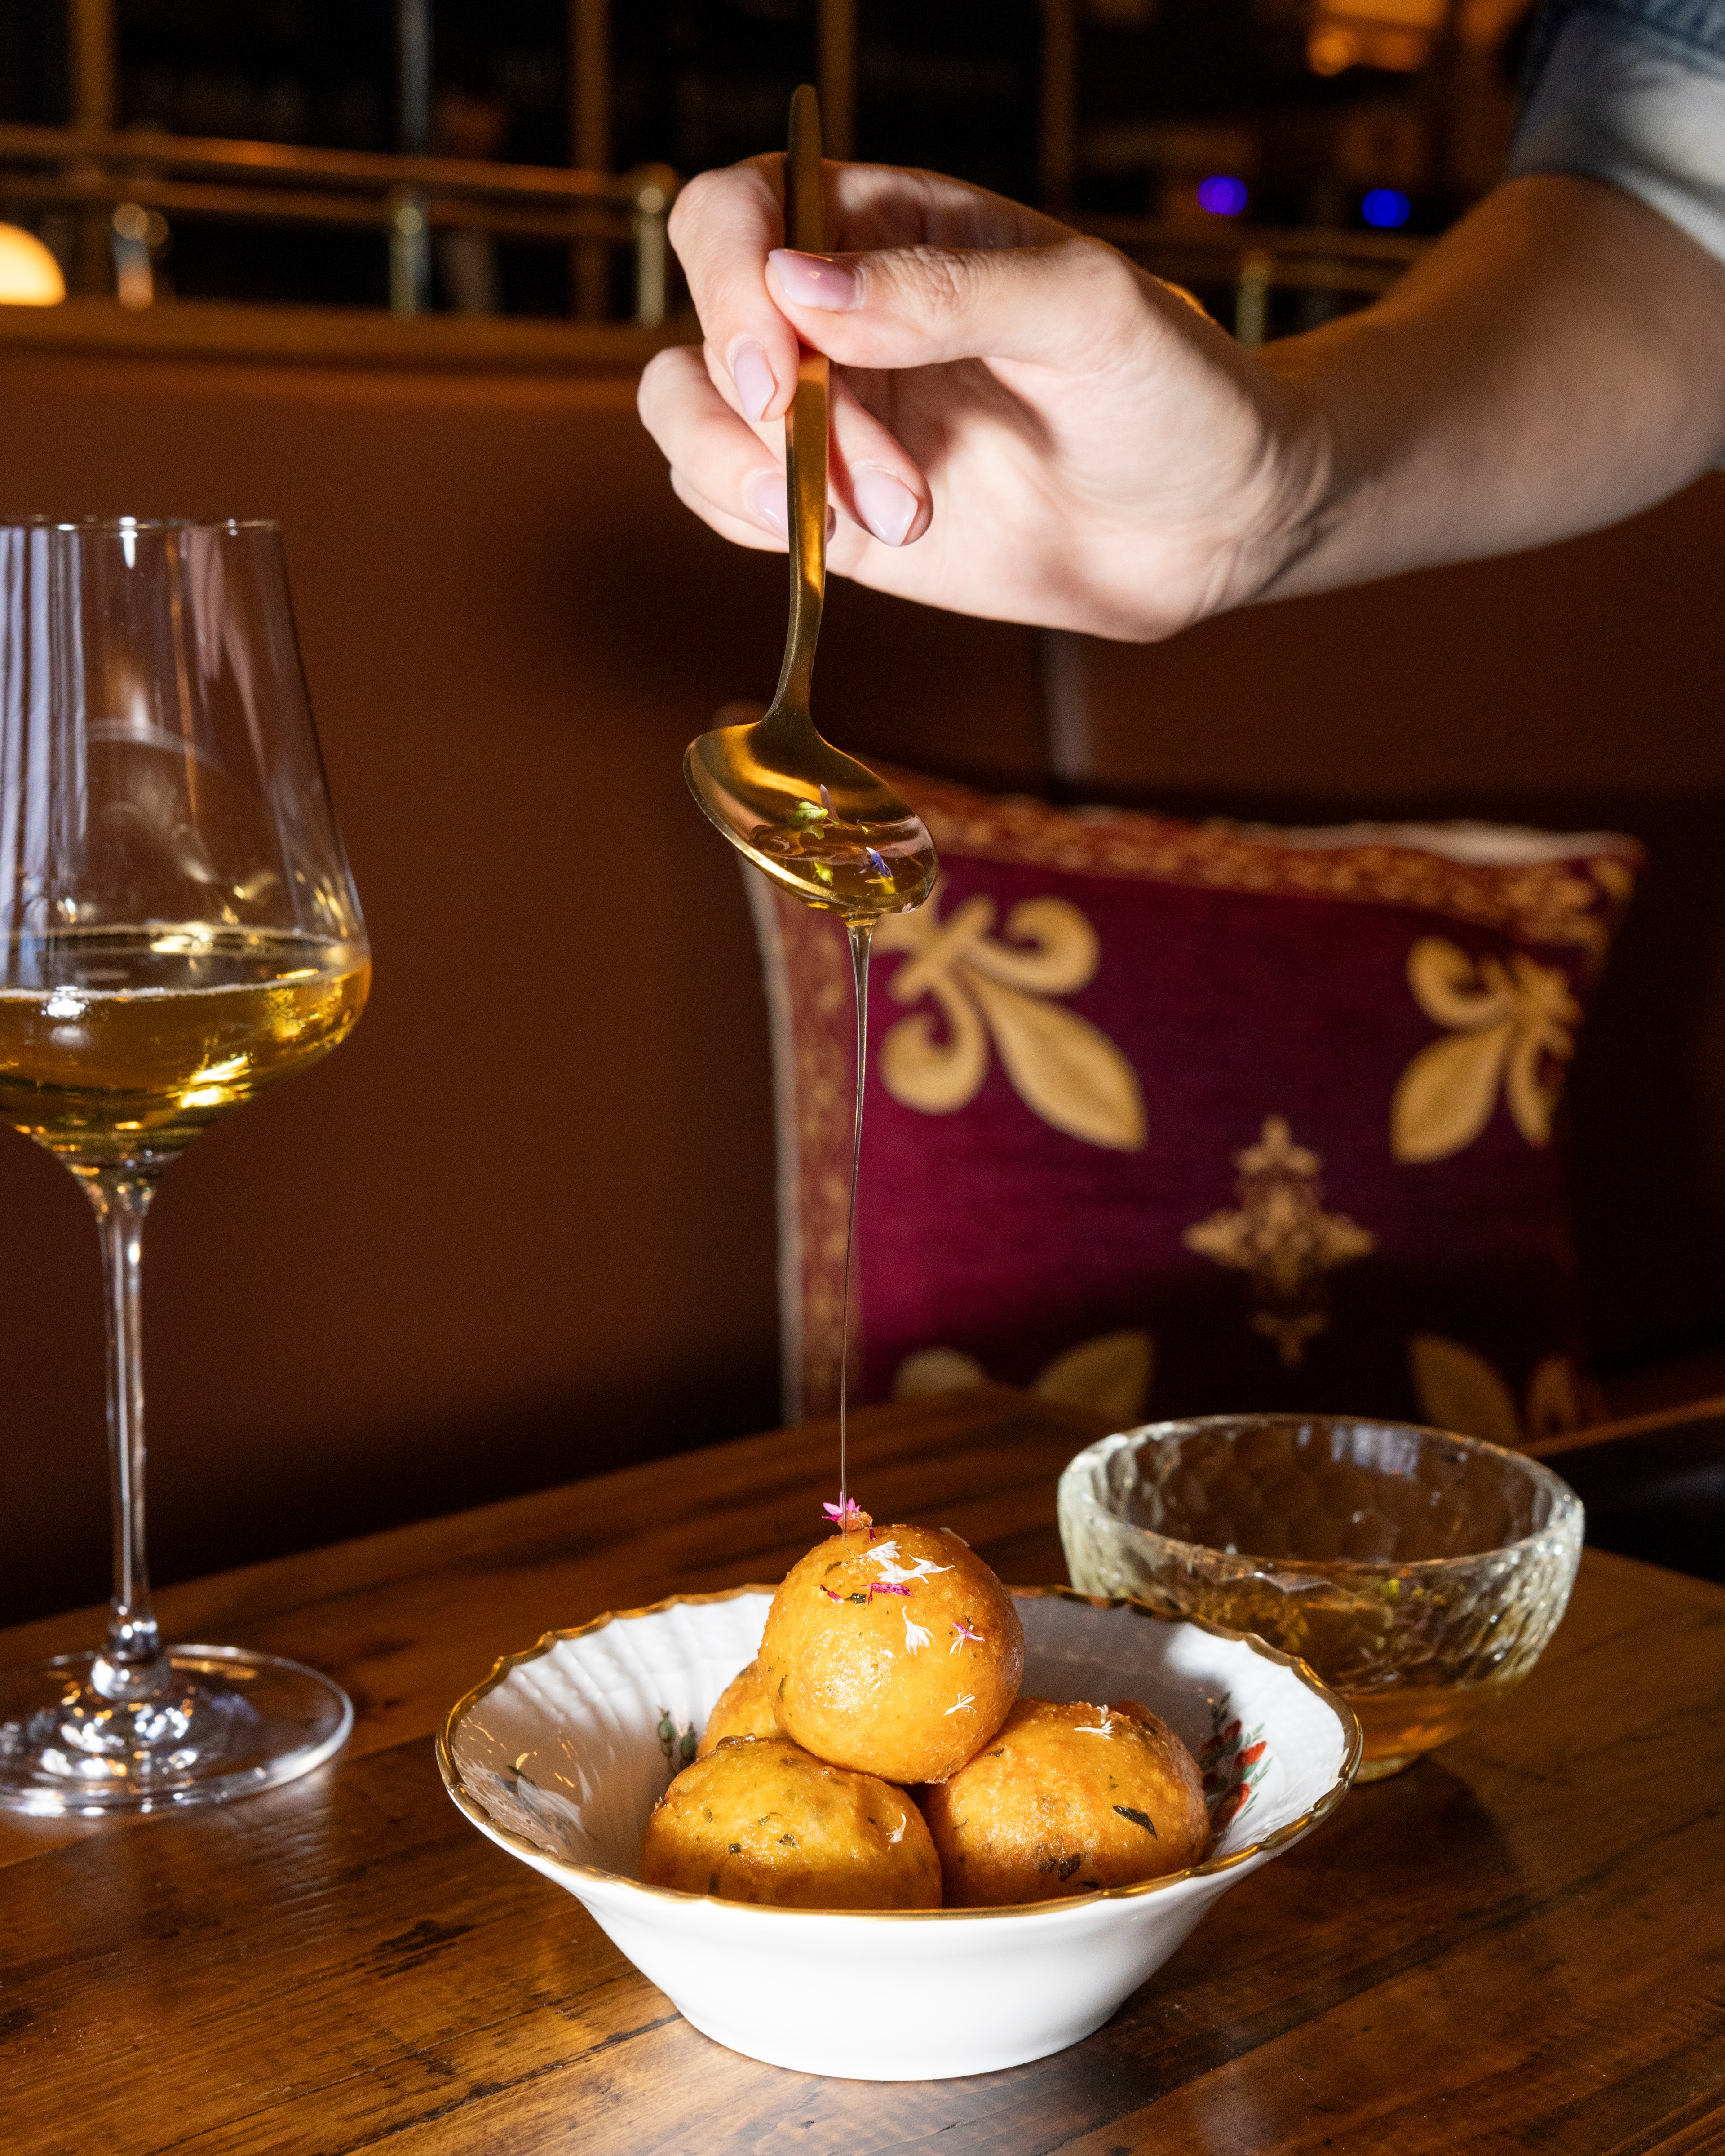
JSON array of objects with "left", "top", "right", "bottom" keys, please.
[
  {"left": 0, "top": 224, "right": 65, "bottom": 306},
  {"left": 1197, "top": 175, "right": 1249, "bottom": 218},
  {"left": 1361, "top": 187, "right": 1412, "bottom": 228},
  {"left": 1307, "top": 25, "right": 1359, "bottom": 74}
]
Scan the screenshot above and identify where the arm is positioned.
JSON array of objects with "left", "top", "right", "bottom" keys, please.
[
  {"left": 1261, "top": 171, "right": 1725, "bottom": 599},
  {"left": 639, "top": 146, "right": 1725, "bottom": 642}
]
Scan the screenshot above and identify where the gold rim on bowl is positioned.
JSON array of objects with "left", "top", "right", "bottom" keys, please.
[{"left": 435, "top": 1581, "right": 1364, "bottom": 1921}]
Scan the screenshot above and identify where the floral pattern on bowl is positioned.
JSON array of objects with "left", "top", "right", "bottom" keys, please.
[
  {"left": 1197, "top": 1695, "right": 1271, "bottom": 1832},
  {"left": 655, "top": 1709, "right": 699, "bottom": 1777}
]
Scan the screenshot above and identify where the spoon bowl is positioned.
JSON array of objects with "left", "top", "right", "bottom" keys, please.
[
  {"left": 682, "top": 85, "right": 937, "bottom": 922},
  {"left": 686, "top": 707, "right": 936, "bottom": 916}
]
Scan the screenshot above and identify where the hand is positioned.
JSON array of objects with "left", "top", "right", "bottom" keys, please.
[{"left": 637, "top": 157, "right": 1328, "bottom": 642}]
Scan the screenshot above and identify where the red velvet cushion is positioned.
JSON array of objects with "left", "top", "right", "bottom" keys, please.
[{"left": 748, "top": 766, "right": 1640, "bottom": 1447}]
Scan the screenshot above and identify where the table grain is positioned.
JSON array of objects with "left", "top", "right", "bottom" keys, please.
[{"left": 2, "top": 1385, "right": 1721, "bottom": 2156}]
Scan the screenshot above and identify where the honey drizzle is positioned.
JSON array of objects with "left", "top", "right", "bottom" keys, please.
[{"left": 837, "top": 915, "right": 874, "bottom": 1515}]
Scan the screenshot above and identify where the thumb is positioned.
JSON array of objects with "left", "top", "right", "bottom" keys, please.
[{"left": 765, "top": 235, "right": 1183, "bottom": 373}]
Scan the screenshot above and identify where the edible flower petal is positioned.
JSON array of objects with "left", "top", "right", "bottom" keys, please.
[{"left": 868, "top": 1541, "right": 955, "bottom": 1587}]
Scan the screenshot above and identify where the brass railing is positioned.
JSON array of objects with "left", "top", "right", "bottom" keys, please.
[
  {"left": 0, "top": 122, "right": 1433, "bottom": 347},
  {"left": 0, "top": 123, "right": 677, "bottom": 325},
  {"left": 1079, "top": 214, "right": 1430, "bottom": 346}
]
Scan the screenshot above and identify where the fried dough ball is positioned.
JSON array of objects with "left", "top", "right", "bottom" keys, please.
[
  {"left": 638, "top": 1735, "right": 941, "bottom": 1909},
  {"left": 921, "top": 1696, "right": 1210, "bottom": 1908},
  {"left": 698, "top": 1659, "right": 780, "bottom": 1756},
  {"left": 759, "top": 1524, "right": 1023, "bottom": 1784}
]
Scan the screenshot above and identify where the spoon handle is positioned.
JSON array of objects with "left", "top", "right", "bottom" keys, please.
[{"left": 771, "top": 84, "right": 829, "bottom": 722}]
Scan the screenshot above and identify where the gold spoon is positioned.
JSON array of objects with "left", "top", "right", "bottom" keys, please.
[{"left": 683, "top": 84, "right": 938, "bottom": 921}]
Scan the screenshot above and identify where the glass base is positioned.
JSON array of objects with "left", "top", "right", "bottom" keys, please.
[
  {"left": 1346, "top": 1678, "right": 1514, "bottom": 1782},
  {"left": 0, "top": 1644, "right": 353, "bottom": 1816},
  {"left": 1354, "top": 1749, "right": 1422, "bottom": 1782}
]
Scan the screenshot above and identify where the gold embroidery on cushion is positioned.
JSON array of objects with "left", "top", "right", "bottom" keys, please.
[
  {"left": 1184, "top": 1116, "right": 1376, "bottom": 1367},
  {"left": 1410, "top": 1337, "right": 1591, "bottom": 1445},
  {"left": 892, "top": 1346, "right": 991, "bottom": 1399},
  {"left": 873, "top": 765, "right": 1638, "bottom": 958},
  {"left": 1392, "top": 937, "right": 1579, "bottom": 1164},
  {"left": 1033, "top": 1330, "right": 1154, "bottom": 1423},
  {"left": 875, "top": 889, "right": 1147, "bottom": 1151},
  {"left": 1525, "top": 1355, "right": 1588, "bottom": 1439},
  {"left": 1408, "top": 1334, "right": 1522, "bottom": 1447},
  {"left": 892, "top": 1330, "right": 1154, "bottom": 1424},
  {"left": 1591, "top": 857, "right": 1635, "bottom": 903}
]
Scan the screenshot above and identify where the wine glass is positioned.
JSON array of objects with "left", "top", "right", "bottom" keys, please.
[{"left": 0, "top": 517, "right": 370, "bottom": 1814}]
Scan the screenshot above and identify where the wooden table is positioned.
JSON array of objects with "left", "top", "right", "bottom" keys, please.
[{"left": 4, "top": 1386, "right": 1722, "bottom": 2155}]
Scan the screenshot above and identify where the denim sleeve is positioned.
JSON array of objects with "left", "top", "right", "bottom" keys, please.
[{"left": 1510, "top": 1, "right": 1725, "bottom": 265}]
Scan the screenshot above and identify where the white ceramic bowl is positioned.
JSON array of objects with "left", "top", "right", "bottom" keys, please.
[{"left": 437, "top": 1585, "right": 1361, "bottom": 2081}]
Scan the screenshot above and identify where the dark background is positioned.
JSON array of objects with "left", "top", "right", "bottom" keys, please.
[{"left": 1, "top": 0, "right": 1530, "bottom": 314}]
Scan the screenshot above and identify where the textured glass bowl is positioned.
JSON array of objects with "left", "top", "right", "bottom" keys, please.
[{"left": 1058, "top": 1417, "right": 1583, "bottom": 1780}]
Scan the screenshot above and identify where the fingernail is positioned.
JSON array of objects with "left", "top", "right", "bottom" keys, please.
[
  {"left": 730, "top": 337, "right": 775, "bottom": 422},
  {"left": 853, "top": 469, "right": 918, "bottom": 547},
  {"left": 769, "top": 249, "right": 860, "bottom": 311},
  {"left": 744, "top": 470, "right": 788, "bottom": 538}
]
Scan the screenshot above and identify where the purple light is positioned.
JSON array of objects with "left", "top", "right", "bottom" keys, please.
[
  {"left": 1197, "top": 175, "right": 1249, "bottom": 218},
  {"left": 1362, "top": 188, "right": 1411, "bottom": 230}
]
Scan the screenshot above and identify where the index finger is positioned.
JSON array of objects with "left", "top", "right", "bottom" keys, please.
[
  {"left": 670, "top": 155, "right": 1071, "bottom": 425},
  {"left": 668, "top": 155, "right": 799, "bottom": 425}
]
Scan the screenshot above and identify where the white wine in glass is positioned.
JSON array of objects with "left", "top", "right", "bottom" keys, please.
[{"left": 0, "top": 517, "right": 370, "bottom": 1814}]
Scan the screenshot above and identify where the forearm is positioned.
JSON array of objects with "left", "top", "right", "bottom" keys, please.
[{"left": 1256, "top": 173, "right": 1725, "bottom": 600}]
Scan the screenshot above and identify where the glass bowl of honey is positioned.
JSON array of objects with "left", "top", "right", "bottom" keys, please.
[{"left": 1058, "top": 1416, "right": 1583, "bottom": 1780}]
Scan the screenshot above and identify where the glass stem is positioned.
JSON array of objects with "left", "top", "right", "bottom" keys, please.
[{"left": 80, "top": 1169, "right": 168, "bottom": 1700}]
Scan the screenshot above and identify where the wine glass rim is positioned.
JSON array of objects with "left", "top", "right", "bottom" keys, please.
[{"left": 0, "top": 515, "right": 279, "bottom": 535}]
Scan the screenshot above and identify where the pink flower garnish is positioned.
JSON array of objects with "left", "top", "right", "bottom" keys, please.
[
  {"left": 950, "top": 1618, "right": 985, "bottom": 1652},
  {"left": 822, "top": 1587, "right": 843, "bottom": 1602},
  {"left": 870, "top": 1580, "right": 910, "bottom": 1597},
  {"left": 822, "top": 1496, "right": 871, "bottom": 1534}
]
